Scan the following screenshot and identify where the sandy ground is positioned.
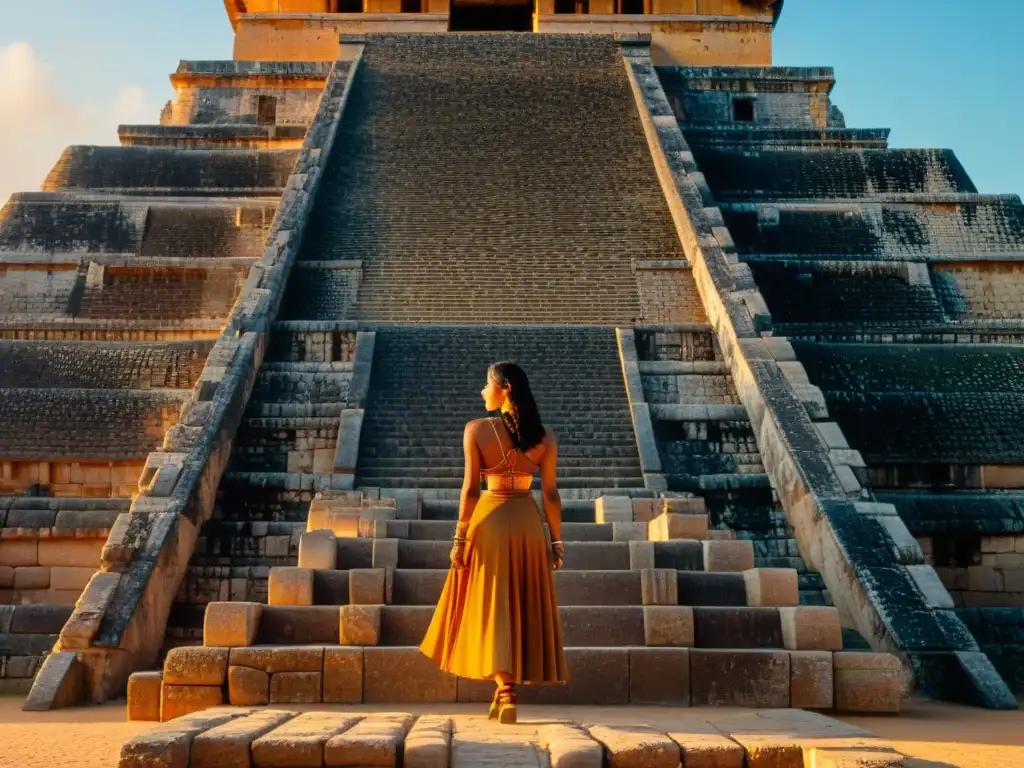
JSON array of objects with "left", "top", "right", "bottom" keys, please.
[
  {"left": 2, "top": 695, "right": 1024, "bottom": 768},
  {"left": 839, "top": 699, "right": 1024, "bottom": 768}
]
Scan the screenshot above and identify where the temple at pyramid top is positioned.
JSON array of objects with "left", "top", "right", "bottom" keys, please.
[{"left": 223, "top": 0, "right": 784, "bottom": 64}]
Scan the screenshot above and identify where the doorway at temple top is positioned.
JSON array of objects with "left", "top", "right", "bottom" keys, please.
[{"left": 448, "top": 0, "right": 534, "bottom": 31}]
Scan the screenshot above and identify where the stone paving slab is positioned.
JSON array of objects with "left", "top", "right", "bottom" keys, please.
[{"left": 117, "top": 707, "right": 908, "bottom": 768}]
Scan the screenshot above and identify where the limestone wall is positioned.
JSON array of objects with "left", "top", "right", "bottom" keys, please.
[
  {"left": 42, "top": 147, "right": 299, "bottom": 195},
  {"left": 723, "top": 198, "right": 1024, "bottom": 261},
  {"left": 29, "top": 52, "right": 363, "bottom": 708},
  {"left": 75, "top": 267, "right": 246, "bottom": 322},
  {"left": 933, "top": 263, "right": 1024, "bottom": 321},
  {"left": 0, "top": 268, "right": 78, "bottom": 317},
  {"left": 658, "top": 66, "right": 834, "bottom": 129},
  {"left": 0, "top": 197, "right": 276, "bottom": 260},
  {"left": 625, "top": 38, "right": 1014, "bottom": 707},
  {"left": 165, "top": 87, "right": 324, "bottom": 127}
]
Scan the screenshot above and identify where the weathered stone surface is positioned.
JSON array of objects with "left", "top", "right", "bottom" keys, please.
[
  {"left": 612, "top": 522, "right": 648, "bottom": 542},
  {"left": 649, "top": 512, "right": 708, "bottom": 542},
  {"left": 666, "top": 719, "right": 744, "bottom": 768},
  {"left": 268, "top": 567, "right": 314, "bottom": 606},
  {"left": 833, "top": 652, "right": 903, "bottom": 713},
  {"left": 270, "top": 671, "right": 322, "bottom": 704},
  {"left": 372, "top": 538, "right": 400, "bottom": 569},
  {"left": 268, "top": 646, "right": 325, "bottom": 674},
  {"left": 791, "top": 651, "right": 834, "bottom": 710},
  {"left": 690, "top": 649, "right": 791, "bottom": 707},
  {"left": 229, "top": 665, "right": 270, "bottom": 706},
  {"left": 779, "top": 607, "right": 843, "bottom": 651},
  {"left": 258, "top": 607, "right": 340, "bottom": 645},
  {"left": 10, "top": 604, "right": 72, "bottom": 634},
  {"left": 521, "top": 647, "right": 629, "bottom": 706},
  {"left": 251, "top": 712, "right": 361, "bottom": 767},
  {"left": 694, "top": 607, "right": 783, "bottom": 649},
  {"left": 161, "top": 684, "right": 223, "bottom": 722},
  {"left": 119, "top": 709, "right": 249, "bottom": 768},
  {"left": 229, "top": 646, "right": 274, "bottom": 672},
  {"left": 205, "top": 602, "right": 262, "bottom": 647},
  {"left": 324, "top": 712, "right": 415, "bottom": 767},
  {"left": 192, "top": 709, "right": 297, "bottom": 768},
  {"left": 631, "top": 498, "right": 657, "bottom": 524},
  {"left": 403, "top": 715, "right": 451, "bottom": 768},
  {"left": 595, "top": 496, "right": 632, "bottom": 523},
  {"left": 702, "top": 540, "right": 755, "bottom": 572},
  {"left": 127, "top": 670, "right": 163, "bottom": 722},
  {"left": 628, "top": 541, "right": 655, "bottom": 571},
  {"left": 540, "top": 722, "right": 603, "bottom": 768},
  {"left": 163, "top": 647, "right": 229, "bottom": 686},
  {"left": 298, "top": 530, "right": 337, "bottom": 570},
  {"left": 349, "top": 568, "right": 386, "bottom": 605},
  {"left": 363, "top": 647, "right": 456, "bottom": 703},
  {"left": 629, "top": 647, "right": 690, "bottom": 705},
  {"left": 22, "top": 651, "right": 82, "bottom": 711},
  {"left": 59, "top": 574, "right": 121, "bottom": 651},
  {"left": 323, "top": 647, "right": 363, "bottom": 703},
  {"left": 340, "top": 604, "right": 382, "bottom": 646},
  {"left": 743, "top": 568, "right": 799, "bottom": 607},
  {"left": 643, "top": 605, "right": 694, "bottom": 647},
  {"left": 641, "top": 568, "right": 678, "bottom": 605},
  {"left": 588, "top": 725, "right": 680, "bottom": 768}
]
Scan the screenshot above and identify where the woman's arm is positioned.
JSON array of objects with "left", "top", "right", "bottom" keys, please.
[
  {"left": 539, "top": 431, "right": 562, "bottom": 544},
  {"left": 457, "top": 420, "right": 482, "bottom": 527}
]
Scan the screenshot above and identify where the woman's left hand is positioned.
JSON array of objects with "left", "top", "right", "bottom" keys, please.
[{"left": 551, "top": 542, "right": 564, "bottom": 571}]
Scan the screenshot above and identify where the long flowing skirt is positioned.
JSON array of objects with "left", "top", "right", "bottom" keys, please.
[{"left": 419, "top": 490, "right": 567, "bottom": 684}]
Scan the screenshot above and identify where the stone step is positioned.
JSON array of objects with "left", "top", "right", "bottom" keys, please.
[
  {"left": 122, "top": 708, "right": 908, "bottom": 766},
  {"left": 268, "top": 563, "right": 790, "bottom": 612},
  {"left": 355, "top": 476, "right": 646, "bottom": 490},
  {"left": 355, "top": 465, "right": 645, "bottom": 480},
  {"left": 137, "top": 644, "right": 902, "bottom": 717},
  {"left": 357, "top": 456, "right": 642, "bottom": 469},
  {"left": 294, "top": 536, "right": 750, "bottom": 573}
]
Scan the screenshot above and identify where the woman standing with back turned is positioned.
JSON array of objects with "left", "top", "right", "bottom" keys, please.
[{"left": 419, "top": 361, "right": 567, "bottom": 724}]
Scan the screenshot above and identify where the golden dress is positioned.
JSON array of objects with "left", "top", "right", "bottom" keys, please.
[{"left": 419, "top": 419, "right": 568, "bottom": 684}]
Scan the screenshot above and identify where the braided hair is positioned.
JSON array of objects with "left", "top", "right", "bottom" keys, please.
[{"left": 487, "top": 361, "right": 546, "bottom": 452}]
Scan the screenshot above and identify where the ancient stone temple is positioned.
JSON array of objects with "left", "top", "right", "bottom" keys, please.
[{"left": 2, "top": 0, "right": 1022, "bottom": 741}]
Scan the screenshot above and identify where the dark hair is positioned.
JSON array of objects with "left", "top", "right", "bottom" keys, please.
[{"left": 488, "top": 361, "right": 546, "bottom": 452}]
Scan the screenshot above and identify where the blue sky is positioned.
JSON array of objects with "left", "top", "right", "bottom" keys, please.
[{"left": 0, "top": 0, "right": 1021, "bottom": 202}]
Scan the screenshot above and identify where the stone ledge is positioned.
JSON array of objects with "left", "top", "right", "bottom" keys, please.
[
  {"left": 26, "top": 53, "right": 365, "bottom": 711},
  {"left": 621, "top": 43, "right": 1015, "bottom": 709}
]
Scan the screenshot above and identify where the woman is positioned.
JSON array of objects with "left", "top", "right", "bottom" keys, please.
[{"left": 419, "top": 361, "right": 567, "bottom": 724}]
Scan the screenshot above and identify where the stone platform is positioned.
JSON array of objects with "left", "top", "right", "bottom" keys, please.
[{"left": 118, "top": 705, "right": 911, "bottom": 768}]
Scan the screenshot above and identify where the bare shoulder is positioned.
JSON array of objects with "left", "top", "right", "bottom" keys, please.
[
  {"left": 464, "top": 418, "right": 491, "bottom": 437},
  {"left": 543, "top": 428, "right": 558, "bottom": 450}
]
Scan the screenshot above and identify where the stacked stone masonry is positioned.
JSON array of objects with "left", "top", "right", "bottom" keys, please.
[
  {"left": 677, "top": 61, "right": 1024, "bottom": 700},
  {"left": 299, "top": 34, "right": 684, "bottom": 324},
  {"left": 626, "top": 43, "right": 1015, "bottom": 708},
  {"left": 9, "top": 25, "right": 1022, "bottom": 714},
  {"left": 140, "top": 497, "right": 906, "bottom": 717}
]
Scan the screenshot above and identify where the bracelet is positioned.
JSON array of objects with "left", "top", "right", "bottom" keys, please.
[
  {"left": 551, "top": 540, "right": 564, "bottom": 549},
  {"left": 453, "top": 537, "right": 467, "bottom": 544}
]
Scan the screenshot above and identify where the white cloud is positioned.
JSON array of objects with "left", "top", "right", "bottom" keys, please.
[{"left": 0, "top": 42, "right": 155, "bottom": 206}]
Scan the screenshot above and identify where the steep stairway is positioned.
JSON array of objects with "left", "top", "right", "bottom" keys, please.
[
  {"left": 298, "top": 33, "right": 683, "bottom": 324},
  {"left": 132, "top": 496, "right": 905, "bottom": 718},
  {"left": 356, "top": 326, "right": 645, "bottom": 492}
]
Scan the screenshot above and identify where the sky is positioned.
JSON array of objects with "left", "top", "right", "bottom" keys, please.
[{"left": 0, "top": 0, "right": 1021, "bottom": 206}]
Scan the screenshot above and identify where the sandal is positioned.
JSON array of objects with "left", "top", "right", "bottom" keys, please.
[
  {"left": 497, "top": 686, "right": 517, "bottom": 725},
  {"left": 488, "top": 687, "right": 501, "bottom": 720}
]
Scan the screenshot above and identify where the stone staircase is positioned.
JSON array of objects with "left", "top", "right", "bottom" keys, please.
[
  {"left": 299, "top": 33, "right": 682, "bottom": 324},
  {"left": 356, "top": 326, "right": 646, "bottom": 492},
  {"left": 129, "top": 496, "right": 904, "bottom": 720}
]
